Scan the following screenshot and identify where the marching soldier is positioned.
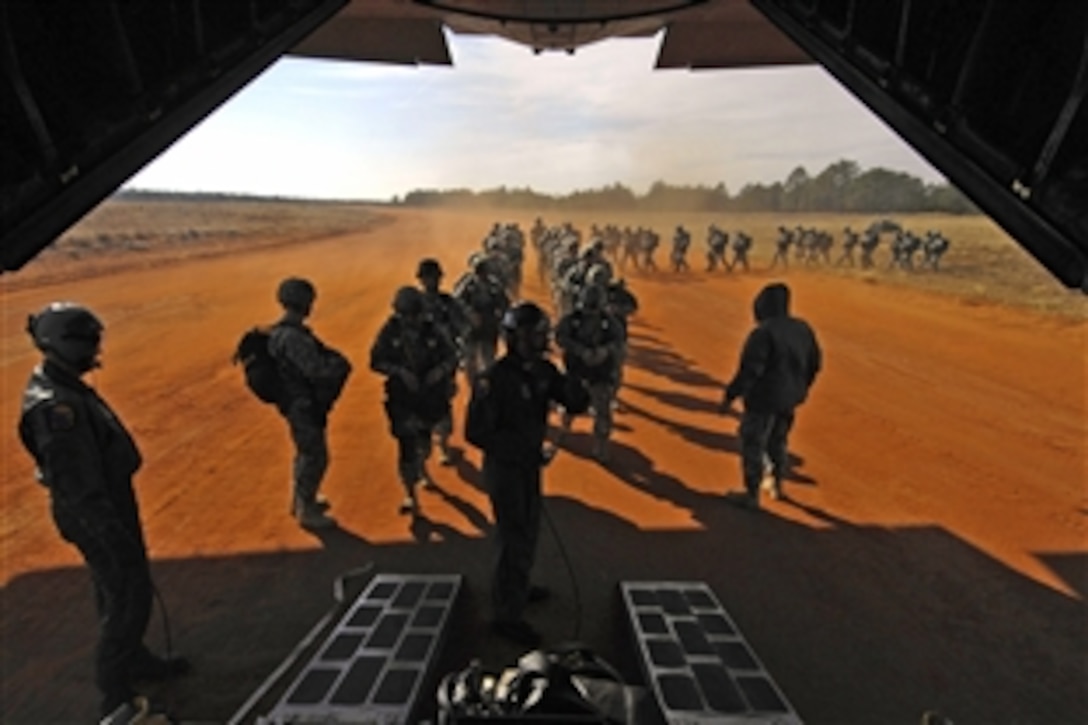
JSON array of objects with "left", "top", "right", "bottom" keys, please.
[
  {"left": 719, "top": 283, "right": 821, "bottom": 509},
  {"left": 416, "top": 258, "right": 467, "bottom": 464},
  {"left": 453, "top": 255, "right": 510, "bottom": 389},
  {"left": 371, "top": 286, "right": 460, "bottom": 514},
  {"left": 706, "top": 225, "right": 729, "bottom": 271},
  {"left": 727, "top": 231, "right": 753, "bottom": 272},
  {"left": 555, "top": 285, "right": 624, "bottom": 462}
]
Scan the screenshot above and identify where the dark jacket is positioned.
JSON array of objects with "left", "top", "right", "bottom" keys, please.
[
  {"left": 725, "top": 283, "right": 821, "bottom": 413},
  {"left": 465, "top": 354, "right": 589, "bottom": 466},
  {"left": 19, "top": 361, "right": 146, "bottom": 559}
]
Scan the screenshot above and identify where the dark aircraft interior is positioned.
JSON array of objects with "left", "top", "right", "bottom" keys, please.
[{"left": 1, "top": 0, "right": 1085, "bottom": 291}]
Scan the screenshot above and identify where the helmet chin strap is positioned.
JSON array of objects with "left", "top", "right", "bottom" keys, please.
[{"left": 46, "top": 350, "right": 99, "bottom": 376}]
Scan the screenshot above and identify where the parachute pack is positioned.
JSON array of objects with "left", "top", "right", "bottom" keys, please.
[{"left": 232, "top": 326, "right": 282, "bottom": 405}]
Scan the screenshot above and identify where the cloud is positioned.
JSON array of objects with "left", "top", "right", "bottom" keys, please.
[{"left": 127, "top": 32, "right": 942, "bottom": 200}]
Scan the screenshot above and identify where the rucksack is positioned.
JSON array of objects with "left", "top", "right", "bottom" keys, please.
[{"left": 232, "top": 326, "right": 282, "bottom": 404}]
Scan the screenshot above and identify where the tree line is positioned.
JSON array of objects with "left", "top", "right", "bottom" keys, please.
[{"left": 397, "top": 159, "right": 978, "bottom": 215}]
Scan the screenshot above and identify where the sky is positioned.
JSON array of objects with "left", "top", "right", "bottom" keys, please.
[{"left": 125, "top": 28, "right": 944, "bottom": 202}]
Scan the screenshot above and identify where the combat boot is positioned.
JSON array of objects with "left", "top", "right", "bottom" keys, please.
[
  {"left": 290, "top": 492, "right": 330, "bottom": 515},
  {"left": 438, "top": 435, "right": 454, "bottom": 465},
  {"left": 294, "top": 499, "right": 336, "bottom": 529},
  {"left": 399, "top": 490, "right": 418, "bottom": 515},
  {"left": 724, "top": 490, "right": 761, "bottom": 511},
  {"left": 592, "top": 437, "right": 610, "bottom": 463},
  {"left": 556, "top": 410, "right": 573, "bottom": 443}
]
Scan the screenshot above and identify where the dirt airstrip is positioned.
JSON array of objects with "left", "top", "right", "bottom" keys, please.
[{"left": 1, "top": 206, "right": 1084, "bottom": 724}]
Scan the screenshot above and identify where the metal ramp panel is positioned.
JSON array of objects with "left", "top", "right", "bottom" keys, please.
[
  {"left": 261, "top": 573, "right": 462, "bottom": 724},
  {"left": 620, "top": 581, "right": 803, "bottom": 725}
]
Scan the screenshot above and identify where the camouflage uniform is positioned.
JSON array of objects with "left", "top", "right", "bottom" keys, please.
[
  {"left": 19, "top": 361, "right": 155, "bottom": 715},
  {"left": 269, "top": 319, "right": 351, "bottom": 516},
  {"left": 452, "top": 270, "right": 510, "bottom": 388},
  {"left": 605, "top": 280, "right": 639, "bottom": 393},
  {"left": 555, "top": 299, "right": 624, "bottom": 460},
  {"left": 370, "top": 314, "right": 459, "bottom": 505},
  {"left": 421, "top": 287, "right": 467, "bottom": 461}
]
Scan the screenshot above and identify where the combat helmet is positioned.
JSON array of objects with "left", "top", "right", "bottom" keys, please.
[
  {"left": 417, "top": 258, "right": 443, "bottom": 279},
  {"left": 501, "top": 301, "right": 550, "bottom": 356},
  {"left": 27, "top": 302, "right": 104, "bottom": 372},
  {"left": 585, "top": 263, "right": 612, "bottom": 287},
  {"left": 392, "top": 285, "right": 425, "bottom": 317},
  {"left": 277, "top": 277, "right": 316, "bottom": 313}
]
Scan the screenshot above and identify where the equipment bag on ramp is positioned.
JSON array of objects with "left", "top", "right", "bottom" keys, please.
[{"left": 437, "top": 643, "right": 658, "bottom": 724}]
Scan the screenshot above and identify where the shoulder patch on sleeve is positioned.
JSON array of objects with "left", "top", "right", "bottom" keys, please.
[{"left": 47, "top": 403, "right": 76, "bottom": 431}]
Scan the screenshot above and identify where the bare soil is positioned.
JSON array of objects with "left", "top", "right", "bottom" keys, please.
[{"left": 1, "top": 201, "right": 1084, "bottom": 724}]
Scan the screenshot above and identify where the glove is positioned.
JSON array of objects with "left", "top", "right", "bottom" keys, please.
[
  {"left": 398, "top": 368, "right": 420, "bottom": 393},
  {"left": 424, "top": 367, "right": 448, "bottom": 387}
]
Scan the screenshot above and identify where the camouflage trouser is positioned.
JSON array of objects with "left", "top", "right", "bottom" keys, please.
[
  {"left": 386, "top": 404, "right": 430, "bottom": 492},
  {"left": 561, "top": 380, "right": 614, "bottom": 441},
  {"left": 612, "top": 341, "right": 628, "bottom": 394},
  {"left": 430, "top": 376, "right": 457, "bottom": 445},
  {"left": 589, "top": 382, "right": 614, "bottom": 440},
  {"left": 286, "top": 401, "right": 329, "bottom": 505},
  {"left": 738, "top": 408, "right": 794, "bottom": 497},
  {"left": 395, "top": 429, "right": 430, "bottom": 492}
]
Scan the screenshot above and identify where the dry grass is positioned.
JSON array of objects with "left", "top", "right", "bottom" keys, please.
[
  {"left": 7, "top": 197, "right": 1085, "bottom": 320},
  {"left": 530, "top": 209, "right": 1086, "bottom": 319},
  {"left": 5, "top": 196, "right": 391, "bottom": 291}
]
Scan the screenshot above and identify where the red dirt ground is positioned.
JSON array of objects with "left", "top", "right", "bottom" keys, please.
[{"left": 1, "top": 208, "right": 1084, "bottom": 724}]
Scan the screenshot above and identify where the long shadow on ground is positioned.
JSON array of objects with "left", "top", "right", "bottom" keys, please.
[{"left": 3, "top": 498, "right": 1085, "bottom": 724}]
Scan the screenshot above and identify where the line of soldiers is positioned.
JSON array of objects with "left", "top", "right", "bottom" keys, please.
[
  {"left": 706, "top": 224, "right": 754, "bottom": 272},
  {"left": 531, "top": 220, "right": 639, "bottom": 462},
  {"left": 773, "top": 223, "right": 952, "bottom": 271}
]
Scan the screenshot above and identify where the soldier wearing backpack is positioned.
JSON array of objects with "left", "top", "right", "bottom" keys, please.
[
  {"left": 416, "top": 258, "right": 467, "bottom": 465},
  {"left": 453, "top": 255, "right": 510, "bottom": 389},
  {"left": 268, "top": 277, "right": 351, "bottom": 529}
]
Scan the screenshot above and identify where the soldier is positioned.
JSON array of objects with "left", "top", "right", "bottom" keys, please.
[
  {"left": 555, "top": 284, "right": 624, "bottom": 462},
  {"left": 18, "top": 302, "right": 190, "bottom": 719},
  {"left": 921, "top": 231, "right": 951, "bottom": 271},
  {"left": 604, "top": 276, "right": 639, "bottom": 400},
  {"left": 859, "top": 228, "right": 880, "bottom": 268},
  {"left": 727, "top": 231, "right": 753, "bottom": 272},
  {"left": 836, "top": 226, "right": 860, "bottom": 267},
  {"left": 416, "top": 258, "right": 467, "bottom": 464},
  {"left": 453, "top": 255, "right": 510, "bottom": 389},
  {"left": 465, "top": 301, "right": 590, "bottom": 647},
  {"left": 670, "top": 225, "right": 692, "bottom": 272},
  {"left": 269, "top": 277, "right": 352, "bottom": 529},
  {"left": 706, "top": 224, "right": 729, "bottom": 271},
  {"left": 719, "top": 283, "right": 821, "bottom": 509},
  {"left": 370, "top": 286, "right": 460, "bottom": 514},
  {"left": 770, "top": 226, "right": 792, "bottom": 269}
]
